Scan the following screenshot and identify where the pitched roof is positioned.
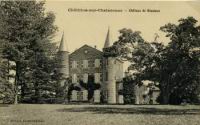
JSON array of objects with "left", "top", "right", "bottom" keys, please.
[
  {"left": 59, "top": 32, "right": 69, "bottom": 52},
  {"left": 104, "top": 27, "right": 111, "bottom": 48},
  {"left": 70, "top": 44, "right": 103, "bottom": 56}
]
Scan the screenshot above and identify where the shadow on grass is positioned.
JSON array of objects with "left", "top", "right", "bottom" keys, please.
[
  {"left": 57, "top": 106, "right": 200, "bottom": 115},
  {"left": 0, "top": 104, "right": 10, "bottom": 107}
]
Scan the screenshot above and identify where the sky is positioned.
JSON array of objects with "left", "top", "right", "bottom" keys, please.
[{"left": 44, "top": 0, "right": 200, "bottom": 70}]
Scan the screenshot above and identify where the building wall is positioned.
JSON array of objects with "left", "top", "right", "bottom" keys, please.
[
  {"left": 135, "top": 85, "right": 160, "bottom": 104},
  {"left": 102, "top": 56, "right": 123, "bottom": 104},
  {"left": 69, "top": 45, "right": 103, "bottom": 84},
  {"left": 60, "top": 44, "right": 124, "bottom": 103},
  {"left": 69, "top": 45, "right": 103, "bottom": 102},
  {"left": 115, "top": 59, "right": 124, "bottom": 81},
  {"left": 58, "top": 51, "right": 69, "bottom": 86},
  {"left": 135, "top": 85, "right": 149, "bottom": 104}
]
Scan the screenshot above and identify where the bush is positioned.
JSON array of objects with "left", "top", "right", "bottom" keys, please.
[{"left": 123, "top": 77, "right": 136, "bottom": 104}]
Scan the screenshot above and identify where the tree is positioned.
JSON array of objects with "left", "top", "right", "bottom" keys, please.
[
  {"left": 65, "top": 75, "right": 101, "bottom": 103},
  {"left": 0, "top": 44, "right": 14, "bottom": 103},
  {"left": 118, "top": 17, "right": 200, "bottom": 104},
  {"left": 0, "top": 1, "right": 58, "bottom": 104},
  {"left": 159, "top": 17, "right": 200, "bottom": 104},
  {"left": 106, "top": 28, "right": 157, "bottom": 104},
  {"left": 0, "top": 38, "right": 15, "bottom": 104},
  {"left": 122, "top": 74, "right": 136, "bottom": 104},
  {"left": 108, "top": 17, "right": 200, "bottom": 104}
]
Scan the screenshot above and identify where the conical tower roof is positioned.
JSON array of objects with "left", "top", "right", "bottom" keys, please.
[
  {"left": 59, "top": 32, "right": 68, "bottom": 52},
  {"left": 104, "top": 27, "right": 111, "bottom": 48}
]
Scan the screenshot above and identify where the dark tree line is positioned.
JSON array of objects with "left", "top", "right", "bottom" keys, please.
[
  {"left": 0, "top": 0, "right": 101, "bottom": 104},
  {"left": 0, "top": 1, "right": 63, "bottom": 104},
  {"left": 107, "top": 17, "right": 200, "bottom": 104}
]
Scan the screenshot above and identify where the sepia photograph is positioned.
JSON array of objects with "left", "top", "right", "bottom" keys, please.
[{"left": 0, "top": 0, "right": 200, "bottom": 125}]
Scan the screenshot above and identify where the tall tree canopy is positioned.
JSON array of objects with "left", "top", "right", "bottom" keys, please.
[
  {"left": 109, "top": 17, "right": 200, "bottom": 104},
  {"left": 159, "top": 17, "right": 200, "bottom": 104},
  {"left": 0, "top": 1, "right": 59, "bottom": 104}
]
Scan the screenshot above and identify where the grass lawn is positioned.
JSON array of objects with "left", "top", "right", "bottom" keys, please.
[{"left": 0, "top": 104, "right": 200, "bottom": 125}]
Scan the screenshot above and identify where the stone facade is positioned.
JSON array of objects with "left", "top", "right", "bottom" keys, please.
[
  {"left": 69, "top": 45, "right": 103, "bottom": 84},
  {"left": 135, "top": 84, "right": 160, "bottom": 104},
  {"left": 69, "top": 45, "right": 103, "bottom": 102},
  {"left": 58, "top": 30, "right": 124, "bottom": 104}
]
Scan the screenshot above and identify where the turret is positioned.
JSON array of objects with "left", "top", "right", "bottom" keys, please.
[
  {"left": 58, "top": 32, "right": 69, "bottom": 86},
  {"left": 104, "top": 27, "right": 110, "bottom": 48},
  {"left": 103, "top": 28, "right": 117, "bottom": 104}
]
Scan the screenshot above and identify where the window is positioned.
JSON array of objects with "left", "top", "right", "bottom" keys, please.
[
  {"left": 71, "top": 90, "right": 77, "bottom": 101},
  {"left": 94, "top": 90, "right": 100, "bottom": 103},
  {"left": 105, "top": 90, "right": 108, "bottom": 100},
  {"left": 100, "top": 74, "right": 103, "bottom": 81},
  {"left": 105, "top": 72, "right": 108, "bottom": 81},
  {"left": 95, "top": 59, "right": 100, "bottom": 68},
  {"left": 83, "top": 73, "right": 88, "bottom": 83},
  {"left": 84, "top": 50, "right": 88, "bottom": 54},
  {"left": 72, "top": 60, "right": 77, "bottom": 68},
  {"left": 83, "top": 60, "right": 88, "bottom": 68},
  {"left": 82, "top": 90, "right": 88, "bottom": 101},
  {"left": 72, "top": 74, "right": 77, "bottom": 83},
  {"left": 105, "top": 59, "right": 109, "bottom": 67},
  {"left": 77, "top": 91, "right": 83, "bottom": 101},
  {"left": 95, "top": 73, "right": 100, "bottom": 83}
]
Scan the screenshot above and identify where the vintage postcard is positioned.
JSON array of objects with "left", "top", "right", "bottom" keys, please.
[{"left": 0, "top": 0, "right": 200, "bottom": 125}]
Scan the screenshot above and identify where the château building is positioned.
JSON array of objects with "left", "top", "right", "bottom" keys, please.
[{"left": 57, "top": 29, "right": 124, "bottom": 104}]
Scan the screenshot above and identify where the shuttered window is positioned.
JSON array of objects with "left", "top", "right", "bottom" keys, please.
[
  {"left": 72, "top": 60, "right": 77, "bottom": 68},
  {"left": 95, "top": 73, "right": 100, "bottom": 83},
  {"left": 83, "top": 60, "right": 88, "bottom": 68},
  {"left": 72, "top": 74, "right": 77, "bottom": 83},
  {"left": 83, "top": 73, "right": 88, "bottom": 83},
  {"left": 94, "top": 59, "right": 100, "bottom": 68}
]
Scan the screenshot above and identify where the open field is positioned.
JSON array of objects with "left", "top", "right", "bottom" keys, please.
[{"left": 0, "top": 104, "right": 200, "bottom": 125}]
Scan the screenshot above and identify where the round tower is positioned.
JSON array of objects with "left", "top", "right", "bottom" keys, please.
[
  {"left": 103, "top": 28, "right": 117, "bottom": 104},
  {"left": 58, "top": 32, "right": 69, "bottom": 86}
]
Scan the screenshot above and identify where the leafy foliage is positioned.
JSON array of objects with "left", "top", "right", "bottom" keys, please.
[
  {"left": 0, "top": 40, "right": 15, "bottom": 104},
  {"left": 158, "top": 17, "right": 200, "bottom": 104},
  {"left": 122, "top": 75, "right": 136, "bottom": 104},
  {"left": 0, "top": 1, "right": 59, "bottom": 104},
  {"left": 65, "top": 75, "right": 101, "bottom": 102},
  {"left": 110, "top": 17, "right": 200, "bottom": 104},
  {"left": 79, "top": 75, "right": 101, "bottom": 101}
]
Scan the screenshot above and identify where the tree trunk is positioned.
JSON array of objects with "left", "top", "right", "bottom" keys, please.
[
  {"left": 14, "top": 62, "right": 19, "bottom": 104},
  {"left": 161, "top": 82, "right": 170, "bottom": 104},
  {"left": 163, "top": 92, "right": 169, "bottom": 104},
  {"left": 14, "top": 93, "right": 18, "bottom": 104},
  {"left": 20, "top": 82, "right": 25, "bottom": 102},
  {"left": 35, "top": 82, "right": 39, "bottom": 103}
]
